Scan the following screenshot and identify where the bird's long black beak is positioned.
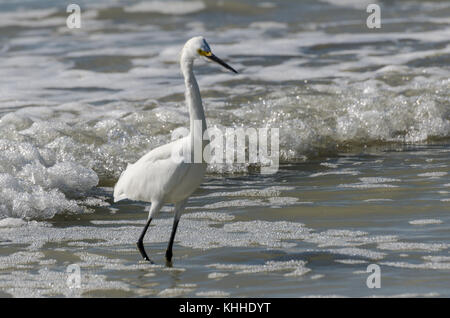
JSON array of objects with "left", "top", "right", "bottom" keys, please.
[{"left": 207, "top": 54, "right": 238, "bottom": 74}]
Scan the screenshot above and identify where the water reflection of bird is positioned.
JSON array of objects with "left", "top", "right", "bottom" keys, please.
[{"left": 114, "top": 36, "right": 237, "bottom": 265}]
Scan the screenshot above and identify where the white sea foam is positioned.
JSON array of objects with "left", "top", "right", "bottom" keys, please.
[
  {"left": 339, "top": 176, "right": 401, "bottom": 189},
  {"left": 304, "top": 229, "right": 394, "bottom": 257},
  {"left": 124, "top": 1, "right": 206, "bottom": 15},
  {"left": 319, "top": 0, "right": 377, "bottom": 10},
  {"left": 338, "top": 183, "right": 398, "bottom": 189},
  {"left": 418, "top": 172, "right": 448, "bottom": 178},
  {"left": 249, "top": 21, "right": 287, "bottom": 30},
  {"left": 187, "top": 196, "right": 300, "bottom": 211},
  {"left": 207, "top": 260, "right": 310, "bottom": 276},
  {"left": 0, "top": 139, "right": 99, "bottom": 219},
  {"left": 409, "top": 219, "right": 443, "bottom": 225},
  {"left": 207, "top": 272, "right": 229, "bottom": 279},
  {"left": 310, "top": 274, "right": 325, "bottom": 280},
  {"left": 196, "top": 290, "right": 230, "bottom": 297},
  {"left": 359, "top": 177, "right": 400, "bottom": 184},
  {"left": 320, "top": 162, "right": 339, "bottom": 168},
  {"left": 380, "top": 261, "right": 450, "bottom": 270},
  {"left": 377, "top": 242, "right": 449, "bottom": 252},
  {"left": 158, "top": 287, "right": 195, "bottom": 297},
  {"left": 0, "top": 216, "right": 309, "bottom": 251},
  {"left": 335, "top": 259, "right": 368, "bottom": 265},
  {"left": 0, "top": 218, "right": 28, "bottom": 228},
  {"left": 326, "top": 247, "right": 386, "bottom": 260},
  {"left": 0, "top": 269, "right": 114, "bottom": 297},
  {"left": 309, "top": 169, "right": 360, "bottom": 178},
  {"left": 202, "top": 186, "right": 295, "bottom": 198},
  {"left": 184, "top": 212, "right": 235, "bottom": 222}
]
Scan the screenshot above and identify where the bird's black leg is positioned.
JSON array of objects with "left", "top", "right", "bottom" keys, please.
[
  {"left": 165, "top": 217, "right": 180, "bottom": 266},
  {"left": 137, "top": 217, "right": 153, "bottom": 263}
]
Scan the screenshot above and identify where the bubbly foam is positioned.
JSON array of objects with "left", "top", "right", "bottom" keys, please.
[
  {"left": 409, "top": 219, "right": 443, "bottom": 225},
  {"left": 0, "top": 138, "right": 99, "bottom": 219},
  {"left": 124, "top": 1, "right": 205, "bottom": 15},
  {"left": 195, "top": 290, "right": 230, "bottom": 297},
  {"left": 377, "top": 242, "right": 449, "bottom": 252},
  {"left": 207, "top": 260, "right": 310, "bottom": 276}
]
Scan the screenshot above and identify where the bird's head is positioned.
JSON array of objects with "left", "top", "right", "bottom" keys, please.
[{"left": 182, "top": 36, "right": 238, "bottom": 74}]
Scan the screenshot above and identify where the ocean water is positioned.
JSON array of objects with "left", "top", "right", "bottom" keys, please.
[{"left": 0, "top": 0, "right": 449, "bottom": 297}]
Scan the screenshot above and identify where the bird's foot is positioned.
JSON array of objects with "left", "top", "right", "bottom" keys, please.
[
  {"left": 143, "top": 256, "right": 154, "bottom": 264},
  {"left": 165, "top": 250, "right": 173, "bottom": 267},
  {"left": 136, "top": 241, "right": 154, "bottom": 264}
]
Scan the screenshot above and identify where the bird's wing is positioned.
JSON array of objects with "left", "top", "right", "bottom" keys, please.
[
  {"left": 132, "top": 137, "right": 182, "bottom": 164},
  {"left": 113, "top": 137, "right": 190, "bottom": 203}
]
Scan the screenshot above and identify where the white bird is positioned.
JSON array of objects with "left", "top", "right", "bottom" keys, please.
[{"left": 113, "top": 36, "right": 237, "bottom": 264}]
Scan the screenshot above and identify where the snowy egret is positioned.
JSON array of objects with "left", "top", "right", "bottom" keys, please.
[{"left": 113, "top": 36, "right": 237, "bottom": 264}]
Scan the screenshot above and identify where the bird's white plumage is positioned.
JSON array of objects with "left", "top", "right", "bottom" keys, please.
[{"left": 113, "top": 137, "right": 206, "bottom": 205}]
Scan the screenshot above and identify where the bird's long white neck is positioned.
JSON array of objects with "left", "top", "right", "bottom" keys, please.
[
  {"left": 181, "top": 56, "right": 206, "bottom": 133},
  {"left": 181, "top": 52, "right": 207, "bottom": 149},
  {"left": 180, "top": 51, "right": 209, "bottom": 163}
]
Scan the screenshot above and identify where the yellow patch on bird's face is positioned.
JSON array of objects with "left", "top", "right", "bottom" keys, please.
[{"left": 198, "top": 49, "right": 212, "bottom": 57}]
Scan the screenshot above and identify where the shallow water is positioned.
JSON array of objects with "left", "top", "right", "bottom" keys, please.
[{"left": 0, "top": 0, "right": 449, "bottom": 297}]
